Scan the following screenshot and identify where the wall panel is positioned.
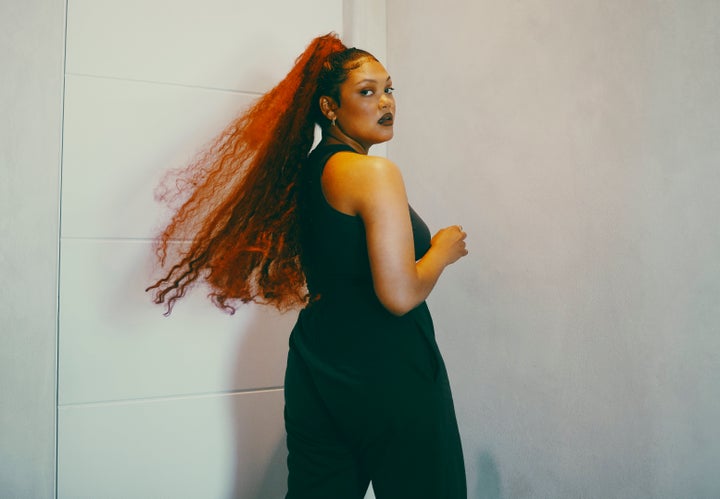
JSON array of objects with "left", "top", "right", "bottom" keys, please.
[
  {"left": 61, "top": 75, "right": 254, "bottom": 239},
  {"left": 66, "top": 0, "right": 343, "bottom": 91},
  {"left": 58, "top": 239, "right": 293, "bottom": 405},
  {"left": 0, "top": 0, "right": 65, "bottom": 496},
  {"left": 58, "top": 390, "right": 286, "bottom": 499},
  {"left": 58, "top": 1, "right": 349, "bottom": 497}
]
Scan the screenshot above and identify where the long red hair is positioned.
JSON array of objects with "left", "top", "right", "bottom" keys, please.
[{"left": 146, "top": 33, "right": 361, "bottom": 315}]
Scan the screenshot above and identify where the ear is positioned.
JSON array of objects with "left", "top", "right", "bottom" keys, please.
[{"left": 319, "top": 96, "right": 338, "bottom": 121}]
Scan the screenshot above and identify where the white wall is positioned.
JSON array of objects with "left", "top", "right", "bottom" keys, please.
[
  {"left": 2, "top": 1, "right": 388, "bottom": 497},
  {"left": 57, "top": 2, "right": 335, "bottom": 497},
  {"left": 0, "top": 0, "right": 64, "bottom": 497},
  {"left": 56, "top": 1, "right": 379, "bottom": 498},
  {"left": 387, "top": 1, "right": 720, "bottom": 498}
]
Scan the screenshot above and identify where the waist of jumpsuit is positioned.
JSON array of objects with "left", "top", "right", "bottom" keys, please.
[{"left": 307, "top": 274, "right": 375, "bottom": 302}]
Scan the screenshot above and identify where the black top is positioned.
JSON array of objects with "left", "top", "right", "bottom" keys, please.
[
  {"left": 287, "top": 147, "right": 467, "bottom": 499},
  {"left": 299, "top": 143, "right": 431, "bottom": 301}
]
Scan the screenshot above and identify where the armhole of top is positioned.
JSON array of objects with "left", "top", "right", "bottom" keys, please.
[{"left": 318, "top": 148, "right": 362, "bottom": 220}]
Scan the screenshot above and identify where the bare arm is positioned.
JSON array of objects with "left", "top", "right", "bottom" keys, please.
[{"left": 322, "top": 152, "right": 468, "bottom": 316}]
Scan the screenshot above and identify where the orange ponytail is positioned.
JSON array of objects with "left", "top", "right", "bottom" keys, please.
[{"left": 147, "top": 33, "right": 348, "bottom": 314}]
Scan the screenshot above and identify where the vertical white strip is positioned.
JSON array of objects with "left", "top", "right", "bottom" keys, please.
[
  {"left": 0, "top": 0, "right": 65, "bottom": 496},
  {"left": 344, "top": 0, "right": 388, "bottom": 160},
  {"left": 344, "top": 0, "right": 387, "bottom": 62}
]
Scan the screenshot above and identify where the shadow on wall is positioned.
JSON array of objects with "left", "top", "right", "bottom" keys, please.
[
  {"left": 229, "top": 305, "right": 295, "bottom": 498},
  {"left": 246, "top": 441, "right": 288, "bottom": 499},
  {"left": 476, "top": 450, "right": 504, "bottom": 499}
]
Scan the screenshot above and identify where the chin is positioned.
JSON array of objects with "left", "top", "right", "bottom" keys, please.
[
  {"left": 372, "top": 137, "right": 393, "bottom": 148},
  {"left": 377, "top": 130, "right": 394, "bottom": 143}
]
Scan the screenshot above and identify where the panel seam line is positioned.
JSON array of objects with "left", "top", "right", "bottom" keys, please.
[
  {"left": 58, "top": 386, "right": 285, "bottom": 409},
  {"left": 66, "top": 71, "right": 263, "bottom": 96}
]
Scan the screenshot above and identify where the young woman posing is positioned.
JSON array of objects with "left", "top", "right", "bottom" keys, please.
[{"left": 148, "top": 33, "right": 468, "bottom": 498}]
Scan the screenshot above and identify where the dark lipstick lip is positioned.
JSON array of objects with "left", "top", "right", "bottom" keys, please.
[{"left": 378, "top": 112, "right": 394, "bottom": 124}]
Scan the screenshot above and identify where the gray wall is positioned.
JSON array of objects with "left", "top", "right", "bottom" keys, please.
[
  {"left": 0, "top": 0, "right": 65, "bottom": 497},
  {"left": 387, "top": 1, "right": 719, "bottom": 498}
]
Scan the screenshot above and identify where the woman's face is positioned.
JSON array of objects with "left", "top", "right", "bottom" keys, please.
[{"left": 330, "top": 59, "right": 395, "bottom": 153}]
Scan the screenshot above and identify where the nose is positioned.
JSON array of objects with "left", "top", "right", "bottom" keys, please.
[{"left": 379, "top": 93, "right": 393, "bottom": 109}]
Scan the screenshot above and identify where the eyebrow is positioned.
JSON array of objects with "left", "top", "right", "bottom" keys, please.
[{"left": 354, "top": 76, "right": 393, "bottom": 86}]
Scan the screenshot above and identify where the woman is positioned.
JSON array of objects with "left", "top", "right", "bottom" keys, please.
[{"left": 147, "top": 33, "right": 468, "bottom": 498}]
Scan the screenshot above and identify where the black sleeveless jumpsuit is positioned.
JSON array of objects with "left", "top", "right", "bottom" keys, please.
[{"left": 284, "top": 144, "right": 466, "bottom": 499}]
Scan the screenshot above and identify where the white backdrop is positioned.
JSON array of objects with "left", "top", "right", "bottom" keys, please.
[{"left": 57, "top": 1, "right": 382, "bottom": 497}]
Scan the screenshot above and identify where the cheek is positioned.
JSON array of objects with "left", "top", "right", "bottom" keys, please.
[{"left": 345, "top": 103, "right": 372, "bottom": 123}]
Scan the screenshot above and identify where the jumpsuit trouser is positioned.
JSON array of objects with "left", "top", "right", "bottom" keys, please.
[{"left": 284, "top": 299, "right": 467, "bottom": 499}]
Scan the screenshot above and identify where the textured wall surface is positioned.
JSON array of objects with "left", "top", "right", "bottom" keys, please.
[{"left": 386, "top": 1, "right": 720, "bottom": 498}]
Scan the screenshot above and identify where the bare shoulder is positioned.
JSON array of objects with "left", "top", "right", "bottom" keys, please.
[
  {"left": 324, "top": 152, "right": 403, "bottom": 186},
  {"left": 322, "top": 152, "right": 406, "bottom": 216}
]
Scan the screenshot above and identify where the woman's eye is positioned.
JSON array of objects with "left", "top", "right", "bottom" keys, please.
[
  {"left": 360, "top": 89, "right": 375, "bottom": 96},
  {"left": 385, "top": 87, "right": 395, "bottom": 94}
]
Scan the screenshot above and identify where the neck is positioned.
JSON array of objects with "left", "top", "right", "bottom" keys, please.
[{"left": 321, "top": 128, "right": 369, "bottom": 155}]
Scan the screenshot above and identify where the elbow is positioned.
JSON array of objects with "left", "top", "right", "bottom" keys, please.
[
  {"left": 376, "top": 292, "right": 417, "bottom": 317},
  {"left": 373, "top": 276, "right": 428, "bottom": 317},
  {"left": 384, "top": 303, "right": 411, "bottom": 317}
]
